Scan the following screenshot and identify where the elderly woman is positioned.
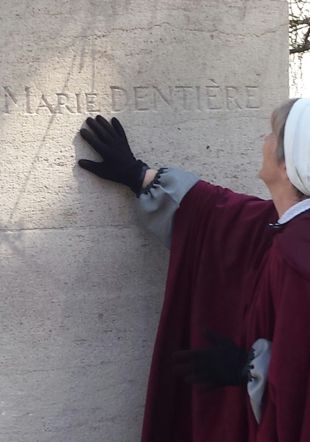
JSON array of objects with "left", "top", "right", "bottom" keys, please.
[{"left": 78, "top": 97, "right": 310, "bottom": 442}]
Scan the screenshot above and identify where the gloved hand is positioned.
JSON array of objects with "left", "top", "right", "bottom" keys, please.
[
  {"left": 78, "top": 115, "right": 150, "bottom": 197},
  {"left": 171, "top": 329, "right": 255, "bottom": 387}
]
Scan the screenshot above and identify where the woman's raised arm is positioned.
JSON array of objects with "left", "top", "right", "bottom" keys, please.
[
  {"left": 77, "top": 115, "right": 201, "bottom": 249},
  {"left": 135, "top": 166, "right": 201, "bottom": 249}
]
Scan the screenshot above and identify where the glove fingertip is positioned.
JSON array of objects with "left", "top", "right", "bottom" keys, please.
[
  {"left": 95, "top": 114, "right": 109, "bottom": 126},
  {"left": 111, "top": 117, "right": 125, "bottom": 133}
]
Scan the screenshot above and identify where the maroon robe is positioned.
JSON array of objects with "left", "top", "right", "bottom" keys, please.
[{"left": 140, "top": 179, "right": 310, "bottom": 442}]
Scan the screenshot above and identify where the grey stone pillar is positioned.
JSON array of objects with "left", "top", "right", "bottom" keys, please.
[{"left": 0, "top": 1, "right": 288, "bottom": 441}]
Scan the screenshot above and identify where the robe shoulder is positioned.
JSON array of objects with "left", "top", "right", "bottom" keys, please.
[
  {"left": 172, "top": 179, "right": 278, "bottom": 271},
  {"left": 274, "top": 211, "right": 310, "bottom": 280},
  {"left": 177, "top": 179, "right": 276, "bottom": 224}
]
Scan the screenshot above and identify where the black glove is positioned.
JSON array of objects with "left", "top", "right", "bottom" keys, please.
[
  {"left": 171, "top": 329, "right": 255, "bottom": 387},
  {"left": 78, "top": 115, "right": 150, "bottom": 197}
]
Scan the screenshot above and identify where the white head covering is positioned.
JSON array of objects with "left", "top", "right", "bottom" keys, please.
[{"left": 284, "top": 98, "right": 310, "bottom": 196}]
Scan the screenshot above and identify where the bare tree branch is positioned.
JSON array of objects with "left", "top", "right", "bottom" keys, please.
[
  {"left": 289, "top": 0, "right": 310, "bottom": 54},
  {"left": 290, "top": 17, "right": 310, "bottom": 25},
  {"left": 290, "top": 41, "right": 310, "bottom": 54}
]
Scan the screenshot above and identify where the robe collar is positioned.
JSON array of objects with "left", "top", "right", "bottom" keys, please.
[
  {"left": 268, "top": 198, "right": 310, "bottom": 230},
  {"left": 278, "top": 198, "right": 310, "bottom": 224}
]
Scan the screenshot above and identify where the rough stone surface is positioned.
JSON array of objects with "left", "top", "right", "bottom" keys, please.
[{"left": 0, "top": 1, "right": 288, "bottom": 441}]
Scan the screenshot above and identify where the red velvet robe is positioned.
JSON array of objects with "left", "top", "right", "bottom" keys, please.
[{"left": 140, "top": 179, "right": 310, "bottom": 442}]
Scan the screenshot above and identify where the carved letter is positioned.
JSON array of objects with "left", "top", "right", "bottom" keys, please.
[
  {"left": 246, "top": 86, "right": 261, "bottom": 109},
  {"left": 206, "top": 83, "right": 222, "bottom": 109},
  {"left": 35, "top": 94, "right": 55, "bottom": 114},
  {"left": 175, "top": 86, "right": 194, "bottom": 110},
  {"left": 25, "top": 86, "right": 33, "bottom": 114},
  {"left": 3, "top": 87, "right": 18, "bottom": 114},
  {"left": 56, "top": 93, "right": 75, "bottom": 114},
  {"left": 75, "top": 93, "right": 82, "bottom": 114},
  {"left": 134, "top": 86, "right": 151, "bottom": 111},
  {"left": 85, "top": 93, "right": 100, "bottom": 112},
  {"left": 225, "top": 86, "right": 242, "bottom": 110},
  {"left": 153, "top": 86, "right": 173, "bottom": 110},
  {"left": 111, "top": 86, "right": 128, "bottom": 112},
  {"left": 196, "top": 86, "right": 203, "bottom": 111}
]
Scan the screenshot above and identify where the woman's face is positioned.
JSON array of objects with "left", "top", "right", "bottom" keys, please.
[{"left": 258, "top": 129, "right": 284, "bottom": 186}]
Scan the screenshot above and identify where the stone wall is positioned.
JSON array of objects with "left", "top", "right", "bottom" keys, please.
[{"left": 0, "top": 1, "right": 288, "bottom": 440}]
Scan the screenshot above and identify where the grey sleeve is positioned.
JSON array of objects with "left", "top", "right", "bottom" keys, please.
[
  {"left": 134, "top": 166, "right": 201, "bottom": 249},
  {"left": 247, "top": 338, "right": 272, "bottom": 424}
]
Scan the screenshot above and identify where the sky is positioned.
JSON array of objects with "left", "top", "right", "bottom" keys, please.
[
  {"left": 290, "top": 52, "right": 310, "bottom": 97},
  {"left": 289, "top": 1, "right": 310, "bottom": 97}
]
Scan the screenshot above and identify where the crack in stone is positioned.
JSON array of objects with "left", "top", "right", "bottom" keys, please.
[
  {"left": 109, "top": 21, "right": 287, "bottom": 38},
  {"left": 0, "top": 224, "right": 133, "bottom": 233}
]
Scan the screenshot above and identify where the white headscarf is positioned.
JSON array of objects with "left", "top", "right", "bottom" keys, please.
[{"left": 284, "top": 98, "right": 310, "bottom": 196}]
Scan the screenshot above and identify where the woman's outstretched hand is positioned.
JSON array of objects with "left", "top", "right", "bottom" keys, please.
[{"left": 78, "top": 115, "right": 150, "bottom": 196}]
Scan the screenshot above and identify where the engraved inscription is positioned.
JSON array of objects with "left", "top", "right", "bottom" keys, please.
[{"left": 1, "top": 83, "right": 261, "bottom": 115}]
